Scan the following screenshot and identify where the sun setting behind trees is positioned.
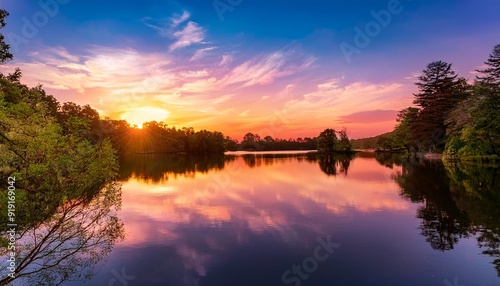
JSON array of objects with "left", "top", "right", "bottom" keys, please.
[
  {"left": 120, "top": 107, "right": 170, "bottom": 129},
  {"left": 0, "top": 1, "right": 500, "bottom": 285},
  {"left": 1, "top": 0, "right": 498, "bottom": 140}
]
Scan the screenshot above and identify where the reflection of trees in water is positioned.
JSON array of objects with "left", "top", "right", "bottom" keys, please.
[
  {"left": 242, "top": 154, "right": 256, "bottom": 168},
  {"left": 241, "top": 153, "right": 317, "bottom": 168},
  {"left": 0, "top": 182, "right": 124, "bottom": 285},
  {"left": 380, "top": 153, "right": 500, "bottom": 275},
  {"left": 239, "top": 152, "right": 353, "bottom": 176},
  {"left": 446, "top": 162, "right": 500, "bottom": 275},
  {"left": 240, "top": 153, "right": 316, "bottom": 168},
  {"left": 118, "top": 154, "right": 229, "bottom": 182},
  {"left": 417, "top": 202, "right": 469, "bottom": 251},
  {"left": 477, "top": 229, "right": 500, "bottom": 275},
  {"left": 394, "top": 159, "right": 471, "bottom": 251},
  {"left": 374, "top": 152, "right": 406, "bottom": 169},
  {"left": 316, "top": 153, "right": 353, "bottom": 176}
]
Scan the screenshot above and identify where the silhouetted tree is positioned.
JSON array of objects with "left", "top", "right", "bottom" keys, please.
[
  {"left": 224, "top": 136, "right": 238, "bottom": 151},
  {"left": 476, "top": 44, "right": 500, "bottom": 84},
  {"left": 337, "top": 128, "right": 352, "bottom": 152},
  {"left": 0, "top": 9, "right": 13, "bottom": 64},
  {"left": 317, "top": 128, "right": 337, "bottom": 153}
]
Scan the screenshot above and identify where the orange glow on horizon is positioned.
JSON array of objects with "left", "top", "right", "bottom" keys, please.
[{"left": 120, "top": 107, "right": 171, "bottom": 128}]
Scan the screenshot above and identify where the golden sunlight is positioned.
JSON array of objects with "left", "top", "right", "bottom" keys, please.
[{"left": 120, "top": 107, "right": 170, "bottom": 128}]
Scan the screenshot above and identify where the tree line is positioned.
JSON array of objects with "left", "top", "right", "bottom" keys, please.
[
  {"left": 352, "top": 44, "right": 499, "bottom": 161},
  {"left": 0, "top": 68, "right": 352, "bottom": 158},
  {"left": 234, "top": 127, "right": 353, "bottom": 153}
]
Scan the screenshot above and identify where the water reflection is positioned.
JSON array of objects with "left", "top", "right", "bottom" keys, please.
[
  {"left": 115, "top": 153, "right": 500, "bottom": 285},
  {"left": 239, "top": 153, "right": 317, "bottom": 168},
  {"left": 109, "top": 153, "right": 422, "bottom": 285},
  {"left": 233, "top": 152, "right": 354, "bottom": 177},
  {"left": 446, "top": 162, "right": 500, "bottom": 275},
  {"left": 9, "top": 152, "right": 498, "bottom": 285},
  {"left": 315, "top": 153, "right": 353, "bottom": 176},
  {"left": 378, "top": 154, "right": 500, "bottom": 275},
  {"left": 120, "top": 152, "right": 357, "bottom": 179},
  {"left": 0, "top": 182, "right": 124, "bottom": 285},
  {"left": 118, "top": 154, "right": 230, "bottom": 182}
]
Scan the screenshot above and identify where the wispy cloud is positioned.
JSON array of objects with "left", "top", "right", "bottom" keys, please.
[
  {"left": 2, "top": 42, "right": 409, "bottom": 139},
  {"left": 144, "top": 11, "right": 206, "bottom": 51},
  {"left": 180, "top": 69, "right": 209, "bottom": 78},
  {"left": 169, "top": 21, "right": 205, "bottom": 51},
  {"left": 303, "top": 78, "right": 343, "bottom": 100},
  {"left": 170, "top": 11, "right": 190, "bottom": 27},
  {"left": 178, "top": 77, "right": 217, "bottom": 93},
  {"left": 279, "top": 79, "right": 408, "bottom": 138},
  {"left": 219, "top": 54, "right": 233, "bottom": 66},
  {"left": 404, "top": 71, "right": 421, "bottom": 81},
  {"left": 221, "top": 48, "right": 315, "bottom": 87},
  {"left": 190, "top": 47, "right": 216, "bottom": 61},
  {"left": 2, "top": 47, "right": 175, "bottom": 105}
]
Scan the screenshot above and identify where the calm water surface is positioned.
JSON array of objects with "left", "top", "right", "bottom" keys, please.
[{"left": 46, "top": 153, "right": 500, "bottom": 285}]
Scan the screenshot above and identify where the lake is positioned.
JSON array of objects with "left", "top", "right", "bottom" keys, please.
[{"left": 8, "top": 152, "right": 500, "bottom": 286}]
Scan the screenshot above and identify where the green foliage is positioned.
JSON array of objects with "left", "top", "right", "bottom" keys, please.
[
  {"left": 411, "top": 61, "right": 468, "bottom": 151},
  {"left": 442, "top": 44, "right": 500, "bottom": 161},
  {"left": 0, "top": 78, "right": 119, "bottom": 229},
  {"left": 350, "top": 133, "right": 389, "bottom": 149},
  {"left": 0, "top": 72, "right": 124, "bottom": 285},
  {"left": 393, "top": 107, "right": 419, "bottom": 151}
]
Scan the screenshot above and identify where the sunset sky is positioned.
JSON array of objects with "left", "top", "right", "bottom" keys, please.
[{"left": 1, "top": 0, "right": 499, "bottom": 139}]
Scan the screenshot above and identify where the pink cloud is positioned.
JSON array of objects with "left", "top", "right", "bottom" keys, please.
[{"left": 338, "top": 109, "right": 399, "bottom": 124}]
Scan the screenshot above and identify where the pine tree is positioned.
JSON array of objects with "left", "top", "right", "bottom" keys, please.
[
  {"left": 476, "top": 44, "right": 500, "bottom": 84},
  {"left": 470, "top": 44, "right": 500, "bottom": 155},
  {"left": 0, "top": 9, "right": 13, "bottom": 64},
  {"left": 412, "top": 61, "right": 467, "bottom": 151}
]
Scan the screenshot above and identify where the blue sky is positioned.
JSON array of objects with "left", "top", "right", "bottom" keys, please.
[{"left": 1, "top": 0, "right": 499, "bottom": 138}]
